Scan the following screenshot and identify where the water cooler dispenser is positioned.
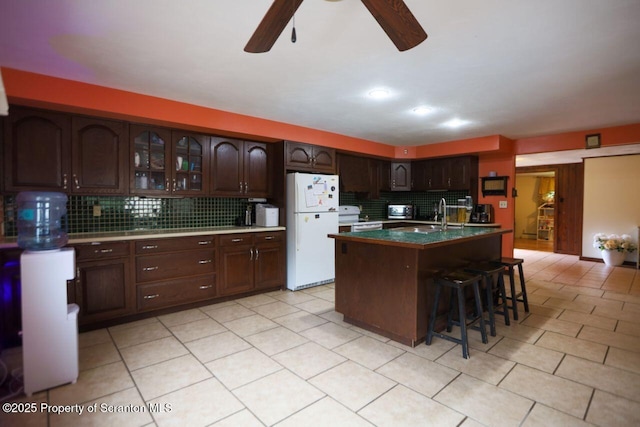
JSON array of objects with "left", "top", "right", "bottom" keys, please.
[{"left": 17, "top": 192, "right": 79, "bottom": 396}]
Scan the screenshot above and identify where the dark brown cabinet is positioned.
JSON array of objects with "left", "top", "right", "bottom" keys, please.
[
  {"left": 412, "top": 156, "right": 478, "bottom": 199},
  {"left": 337, "top": 153, "right": 372, "bottom": 192},
  {"left": 390, "top": 162, "right": 412, "bottom": 191},
  {"left": 285, "top": 141, "right": 336, "bottom": 174},
  {"left": 210, "top": 137, "right": 269, "bottom": 197},
  {"left": 171, "top": 131, "right": 209, "bottom": 195},
  {"left": 218, "top": 232, "right": 284, "bottom": 296},
  {"left": 73, "top": 241, "right": 134, "bottom": 325}
]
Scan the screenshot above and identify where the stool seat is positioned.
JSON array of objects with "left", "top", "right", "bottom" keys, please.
[
  {"left": 426, "top": 270, "right": 487, "bottom": 359},
  {"left": 465, "top": 261, "right": 510, "bottom": 336},
  {"left": 500, "top": 257, "right": 529, "bottom": 320}
]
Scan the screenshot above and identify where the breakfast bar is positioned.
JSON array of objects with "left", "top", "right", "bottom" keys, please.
[{"left": 329, "top": 226, "right": 512, "bottom": 347}]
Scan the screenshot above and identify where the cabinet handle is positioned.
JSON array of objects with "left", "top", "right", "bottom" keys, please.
[
  {"left": 448, "top": 177, "right": 451, "bottom": 187},
  {"left": 73, "top": 174, "right": 80, "bottom": 189},
  {"left": 142, "top": 245, "right": 158, "bottom": 250},
  {"left": 198, "top": 240, "right": 212, "bottom": 245},
  {"left": 173, "top": 178, "right": 178, "bottom": 191},
  {"left": 95, "top": 248, "right": 113, "bottom": 254},
  {"left": 239, "top": 182, "right": 243, "bottom": 192},
  {"left": 250, "top": 248, "right": 254, "bottom": 261},
  {"left": 143, "top": 266, "right": 159, "bottom": 271},
  {"left": 165, "top": 178, "right": 170, "bottom": 192},
  {"left": 244, "top": 182, "right": 248, "bottom": 193},
  {"left": 264, "top": 236, "right": 274, "bottom": 240},
  {"left": 428, "top": 178, "right": 432, "bottom": 188},
  {"left": 231, "top": 238, "right": 243, "bottom": 243},
  {"left": 63, "top": 174, "right": 68, "bottom": 190},
  {"left": 255, "top": 248, "right": 259, "bottom": 260},
  {"left": 198, "top": 259, "right": 212, "bottom": 264},
  {"left": 143, "top": 294, "right": 160, "bottom": 300},
  {"left": 199, "top": 284, "right": 213, "bottom": 290}
]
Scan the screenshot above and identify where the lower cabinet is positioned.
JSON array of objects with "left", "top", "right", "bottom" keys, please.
[
  {"left": 218, "top": 231, "right": 285, "bottom": 296},
  {"left": 73, "top": 241, "right": 134, "bottom": 326}
]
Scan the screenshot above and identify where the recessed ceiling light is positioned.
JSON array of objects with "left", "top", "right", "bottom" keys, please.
[
  {"left": 368, "top": 89, "right": 390, "bottom": 99},
  {"left": 442, "top": 118, "right": 470, "bottom": 128},
  {"left": 412, "top": 106, "right": 433, "bottom": 115}
]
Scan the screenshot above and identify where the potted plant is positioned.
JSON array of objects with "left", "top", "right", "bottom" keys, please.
[{"left": 593, "top": 233, "right": 638, "bottom": 266}]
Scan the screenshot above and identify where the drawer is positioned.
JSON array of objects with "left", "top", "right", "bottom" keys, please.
[
  {"left": 75, "top": 241, "right": 130, "bottom": 261},
  {"left": 254, "top": 231, "right": 284, "bottom": 244},
  {"left": 136, "top": 249, "right": 215, "bottom": 282},
  {"left": 137, "top": 275, "right": 216, "bottom": 311},
  {"left": 135, "top": 235, "right": 216, "bottom": 254},
  {"left": 219, "top": 234, "right": 255, "bottom": 246}
]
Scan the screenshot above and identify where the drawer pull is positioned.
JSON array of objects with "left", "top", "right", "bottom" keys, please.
[
  {"left": 231, "top": 238, "right": 243, "bottom": 243},
  {"left": 255, "top": 248, "right": 259, "bottom": 260},
  {"left": 142, "top": 245, "right": 158, "bottom": 250},
  {"left": 264, "top": 236, "right": 274, "bottom": 240},
  {"left": 199, "top": 285, "right": 213, "bottom": 290},
  {"left": 95, "top": 248, "right": 113, "bottom": 254},
  {"left": 143, "top": 266, "right": 159, "bottom": 271},
  {"left": 143, "top": 294, "right": 159, "bottom": 300},
  {"left": 198, "top": 240, "right": 212, "bottom": 245},
  {"left": 198, "top": 259, "right": 212, "bottom": 264}
]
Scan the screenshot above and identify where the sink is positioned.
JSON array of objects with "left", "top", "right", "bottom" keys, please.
[{"left": 394, "top": 225, "right": 463, "bottom": 234}]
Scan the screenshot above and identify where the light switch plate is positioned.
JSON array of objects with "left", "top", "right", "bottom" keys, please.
[
  {"left": 93, "top": 204, "right": 102, "bottom": 217},
  {"left": 499, "top": 200, "right": 508, "bottom": 209}
]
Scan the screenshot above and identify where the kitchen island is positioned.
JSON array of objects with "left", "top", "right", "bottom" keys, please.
[{"left": 329, "top": 226, "right": 512, "bottom": 347}]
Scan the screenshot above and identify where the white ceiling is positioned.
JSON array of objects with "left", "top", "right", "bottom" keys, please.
[{"left": 1, "top": 0, "right": 640, "bottom": 149}]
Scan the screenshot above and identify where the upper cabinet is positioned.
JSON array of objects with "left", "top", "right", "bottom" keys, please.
[
  {"left": 172, "top": 131, "right": 209, "bottom": 195},
  {"left": 285, "top": 141, "right": 336, "bottom": 174},
  {"left": 390, "top": 162, "right": 412, "bottom": 191},
  {"left": 4, "top": 107, "right": 128, "bottom": 194},
  {"left": 210, "top": 137, "right": 270, "bottom": 197},
  {"left": 337, "top": 153, "right": 372, "bottom": 192},
  {"left": 412, "top": 156, "right": 478, "bottom": 197}
]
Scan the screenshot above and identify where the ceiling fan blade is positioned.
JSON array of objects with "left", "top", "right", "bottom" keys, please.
[
  {"left": 360, "top": 0, "right": 427, "bottom": 51},
  {"left": 245, "top": 0, "right": 304, "bottom": 53}
]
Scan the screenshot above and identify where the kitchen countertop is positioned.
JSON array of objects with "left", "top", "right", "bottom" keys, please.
[
  {"left": 0, "top": 226, "right": 286, "bottom": 249},
  {"left": 338, "top": 219, "right": 501, "bottom": 228}
]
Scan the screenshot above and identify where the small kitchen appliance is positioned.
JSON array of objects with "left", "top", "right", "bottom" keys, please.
[
  {"left": 255, "top": 203, "right": 279, "bottom": 227},
  {"left": 387, "top": 203, "right": 415, "bottom": 220},
  {"left": 470, "top": 204, "right": 494, "bottom": 223}
]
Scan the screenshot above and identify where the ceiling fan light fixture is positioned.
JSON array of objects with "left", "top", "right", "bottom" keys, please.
[
  {"left": 368, "top": 88, "right": 390, "bottom": 99},
  {"left": 412, "top": 106, "right": 433, "bottom": 115}
]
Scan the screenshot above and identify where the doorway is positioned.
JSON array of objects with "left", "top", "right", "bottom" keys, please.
[{"left": 514, "top": 169, "right": 556, "bottom": 252}]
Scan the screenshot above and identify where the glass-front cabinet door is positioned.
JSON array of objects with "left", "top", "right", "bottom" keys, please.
[
  {"left": 171, "top": 131, "right": 209, "bottom": 195},
  {"left": 130, "top": 125, "right": 171, "bottom": 195}
]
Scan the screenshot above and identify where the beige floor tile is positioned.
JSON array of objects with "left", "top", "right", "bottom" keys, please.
[
  {"left": 271, "top": 290, "right": 319, "bottom": 305},
  {"left": 521, "top": 403, "right": 594, "bottom": 427},
  {"left": 78, "top": 328, "right": 112, "bottom": 348},
  {"left": 202, "top": 303, "right": 254, "bottom": 323},
  {"left": 319, "top": 310, "right": 354, "bottom": 327},
  {"left": 205, "top": 348, "right": 282, "bottom": 390},
  {"left": 236, "top": 293, "right": 279, "bottom": 308},
  {"left": 223, "top": 314, "right": 279, "bottom": 337},
  {"left": 359, "top": 385, "right": 465, "bottom": 427},
  {"left": 157, "top": 308, "right": 208, "bottom": 327},
  {"left": 557, "top": 309, "right": 617, "bottom": 331},
  {"left": 272, "top": 310, "right": 328, "bottom": 332},
  {"left": 251, "top": 301, "right": 301, "bottom": 319},
  {"left": 575, "top": 294, "right": 624, "bottom": 310},
  {"left": 389, "top": 338, "right": 456, "bottom": 361},
  {"left": 50, "top": 387, "right": 152, "bottom": 427},
  {"left": 526, "top": 293, "right": 551, "bottom": 306},
  {"left": 79, "top": 340, "right": 121, "bottom": 371},
  {"left": 541, "top": 297, "right": 594, "bottom": 314},
  {"left": 528, "top": 303, "right": 564, "bottom": 318},
  {"left": 309, "top": 361, "right": 396, "bottom": 412},
  {"left": 234, "top": 370, "right": 325, "bottom": 426},
  {"left": 435, "top": 374, "right": 533, "bottom": 427},
  {"left": 436, "top": 346, "right": 515, "bottom": 385},
  {"left": 603, "top": 291, "right": 640, "bottom": 304},
  {"left": 244, "top": 326, "right": 308, "bottom": 356},
  {"left": 313, "top": 289, "right": 335, "bottom": 302},
  {"left": 375, "top": 352, "right": 458, "bottom": 398},
  {"left": 109, "top": 321, "right": 171, "bottom": 349},
  {"left": 521, "top": 314, "right": 582, "bottom": 337},
  {"left": 493, "top": 321, "right": 545, "bottom": 344},
  {"left": 593, "top": 305, "right": 640, "bottom": 323},
  {"left": 488, "top": 336, "right": 563, "bottom": 373},
  {"left": 500, "top": 364, "right": 592, "bottom": 418},
  {"left": 277, "top": 396, "right": 373, "bottom": 427},
  {"left": 532, "top": 287, "right": 579, "bottom": 301},
  {"left": 49, "top": 361, "right": 134, "bottom": 406},
  {"left": 556, "top": 355, "right": 640, "bottom": 403},
  {"left": 578, "top": 325, "right": 640, "bottom": 352},
  {"left": 616, "top": 319, "right": 640, "bottom": 337},
  {"left": 132, "top": 354, "right": 211, "bottom": 400},
  {"left": 168, "top": 317, "right": 227, "bottom": 343},
  {"left": 348, "top": 325, "right": 392, "bottom": 343},
  {"left": 535, "top": 331, "right": 608, "bottom": 363},
  {"left": 185, "top": 331, "right": 251, "bottom": 363},
  {"left": 107, "top": 316, "right": 158, "bottom": 332},
  {"left": 333, "top": 336, "right": 405, "bottom": 370},
  {"left": 0, "top": 394, "right": 48, "bottom": 427},
  {"left": 294, "top": 298, "right": 335, "bottom": 315},
  {"left": 605, "top": 347, "right": 640, "bottom": 375},
  {"left": 149, "top": 378, "right": 244, "bottom": 427},
  {"left": 300, "top": 321, "right": 362, "bottom": 349},
  {"left": 211, "top": 409, "right": 263, "bottom": 427},
  {"left": 587, "top": 390, "right": 640, "bottom": 426},
  {"left": 272, "top": 342, "right": 347, "bottom": 379},
  {"left": 458, "top": 417, "right": 486, "bottom": 427},
  {"left": 120, "top": 336, "right": 188, "bottom": 371}
]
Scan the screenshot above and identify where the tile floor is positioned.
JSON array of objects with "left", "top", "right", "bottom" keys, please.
[{"left": 1, "top": 249, "right": 640, "bottom": 426}]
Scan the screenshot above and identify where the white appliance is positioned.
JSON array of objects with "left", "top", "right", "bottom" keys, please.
[
  {"left": 338, "top": 205, "right": 361, "bottom": 224},
  {"left": 286, "top": 172, "right": 339, "bottom": 291},
  {"left": 21, "top": 247, "right": 79, "bottom": 396},
  {"left": 256, "top": 204, "right": 279, "bottom": 227}
]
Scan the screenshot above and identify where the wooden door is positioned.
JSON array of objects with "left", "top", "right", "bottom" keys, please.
[
  {"left": 172, "top": 131, "right": 209, "bottom": 195},
  {"left": 390, "top": 162, "right": 411, "bottom": 191},
  {"left": 285, "top": 142, "right": 314, "bottom": 171},
  {"left": 211, "top": 137, "right": 243, "bottom": 196},
  {"left": 130, "top": 124, "right": 172, "bottom": 195},
  {"left": 338, "top": 153, "right": 371, "bottom": 192},
  {"left": 72, "top": 116, "right": 128, "bottom": 194},
  {"left": 254, "top": 241, "right": 284, "bottom": 289},
  {"left": 555, "top": 163, "right": 584, "bottom": 255},
  {"left": 244, "top": 141, "right": 269, "bottom": 197},
  {"left": 311, "top": 147, "right": 336, "bottom": 173},
  {"left": 218, "top": 244, "right": 254, "bottom": 295},
  {"left": 4, "top": 107, "right": 71, "bottom": 191}
]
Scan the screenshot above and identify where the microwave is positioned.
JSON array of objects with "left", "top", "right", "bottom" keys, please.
[{"left": 387, "top": 204, "right": 414, "bottom": 220}]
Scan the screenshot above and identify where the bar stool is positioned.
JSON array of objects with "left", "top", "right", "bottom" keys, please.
[
  {"left": 500, "top": 257, "right": 529, "bottom": 320},
  {"left": 426, "top": 271, "right": 487, "bottom": 359},
  {"left": 465, "top": 262, "right": 510, "bottom": 336}
]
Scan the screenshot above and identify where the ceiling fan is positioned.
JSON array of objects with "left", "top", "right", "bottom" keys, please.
[{"left": 244, "top": 0, "right": 427, "bottom": 53}]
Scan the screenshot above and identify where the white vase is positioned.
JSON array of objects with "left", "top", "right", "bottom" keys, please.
[{"left": 601, "top": 250, "right": 625, "bottom": 267}]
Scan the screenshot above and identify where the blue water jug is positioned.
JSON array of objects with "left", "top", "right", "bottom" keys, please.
[{"left": 16, "top": 192, "right": 69, "bottom": 250}]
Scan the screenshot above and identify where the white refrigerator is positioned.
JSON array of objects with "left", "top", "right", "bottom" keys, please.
[{"left": 286, "top": 172, "right": 339, "bottom": 291}]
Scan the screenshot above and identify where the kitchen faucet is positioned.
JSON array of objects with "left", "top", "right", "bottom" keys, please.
[{"left": 438, "top": 197, "right": 447, "bottom": 230}]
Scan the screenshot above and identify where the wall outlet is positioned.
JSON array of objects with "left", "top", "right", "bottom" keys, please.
[
  {"left": 93, "top": 204, "right": 102, "bottom": 217},
  {"left": 499, "top": 200, "right": 508, "bottom": 209}
]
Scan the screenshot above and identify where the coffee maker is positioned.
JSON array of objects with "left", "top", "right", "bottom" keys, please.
[{"left": 470, "top": 204, "right": 494, "bottom": 223}]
